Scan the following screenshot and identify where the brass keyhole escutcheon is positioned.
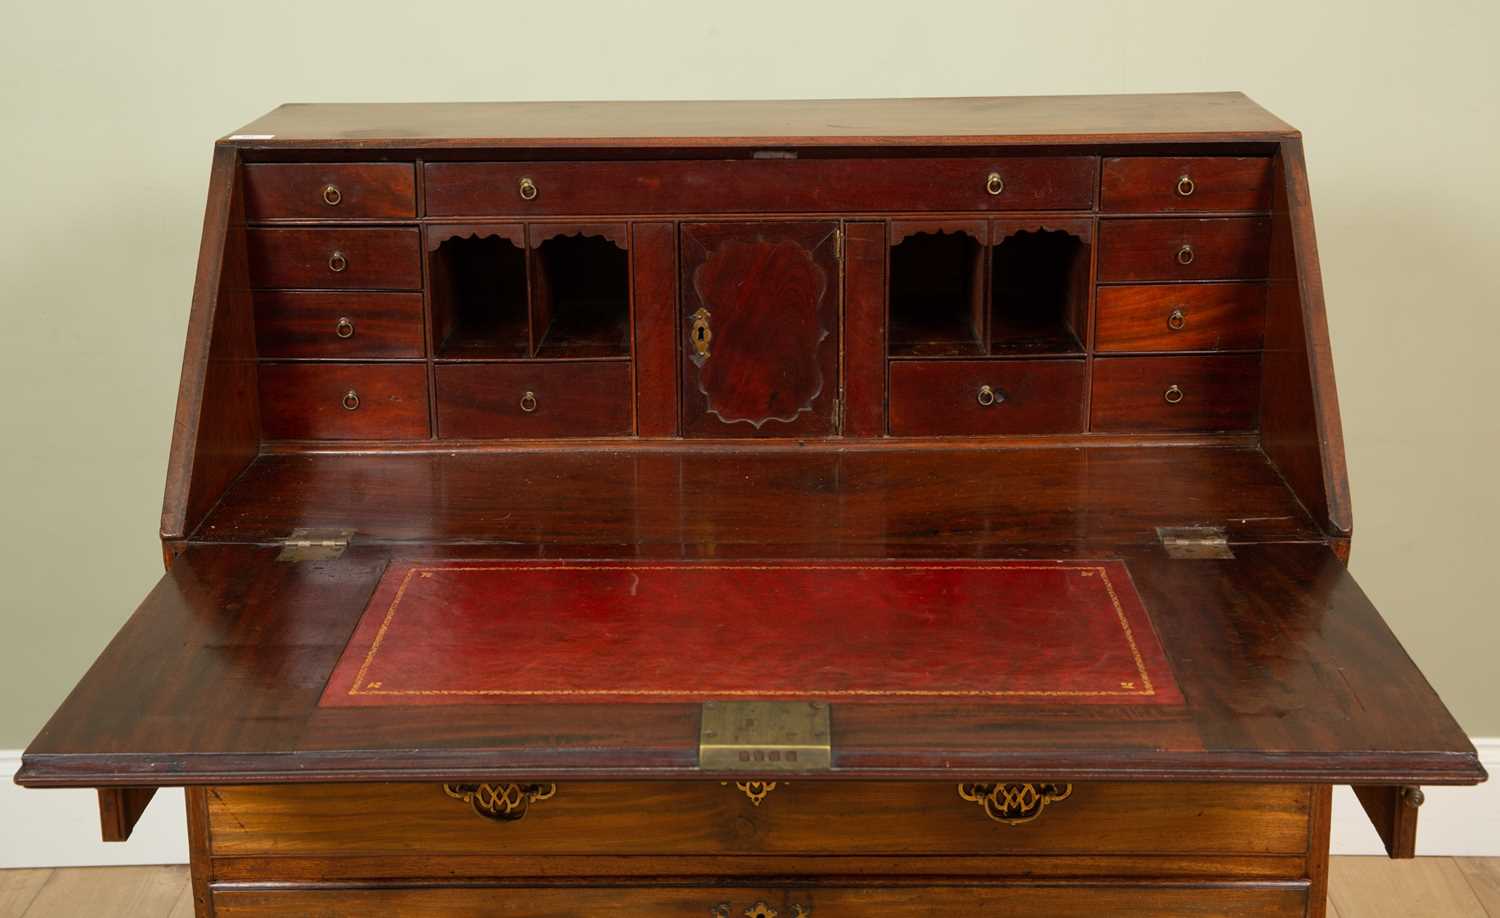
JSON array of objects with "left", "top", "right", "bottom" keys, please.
[
  {"left": 977, "top": 384, "right": 1004, "bottom": 407},
  {"left": 328, "top": 251, "right": 348, "bottom": 273},
  {"left": 1176, "top": 244, "right": 1195, "bottom": 266},
  {"left": 1176, "top": 174, "right": 1196, "bottom": 197},
  {"left": 322, "top": 184, "right": 342, "bottom": 206},
  {"left": 689, "top": 307, "right": 713, "bottom": 367},
  {"left": 518, "top": 176, "right": 538, "bottom": 200},
  {"left": 1164, "top": 384, "right": 1185, "bottom": 405},
  {"left": 1167, "top": 308, "right": 1187, "bottom": 331},
  {"left": 341, "top": 390, "right": 360, "bottom": 411},
  {"left": 986, "top": 171, "right": 1005, "bottom": 195},
  {"left": 520, "top": 391, "right": 538, "bottom": 413},
  {"left": 335, "top": 316, "right": 355, "bottom": 339}
]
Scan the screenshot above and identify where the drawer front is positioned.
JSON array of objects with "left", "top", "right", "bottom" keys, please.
[
  {"left": 213, "top": 883, "right": 1308, "bottom": 917},
  {"left": 1101, "top": 157, "right": 1274, "bottom": 213},
  {"left": 253, "top": 291, "right": 425, "bottom": 358},
  {"left": 888, "top": 360, "right": 1086, "bottom": 436},
  {"left": 424, "top": 157, "right": 1099, "bottom": 216},
  {"left": 436, "top": 361, "right": 633, "bottom": 438},
  {"left": 1098, "top": 218, "right": 1270, "bottom": 282},
  {"left": 243, "top": 163, "right": 416, "bottom": 220},
  {"left": 1091, "top": 355, "right": 1261, "bottom": 432},
  {"left": 247, "top": 227, "right": 422, "bottom": 290},
  {"left": 1095, "top": 283, "right": 1266, "bottom": 353},
  {"left": 206, "top": 782, "right": 1311, "bottom": 859},
  {"left": 259, "top": 363, "right": 429, "bottom": 440}
]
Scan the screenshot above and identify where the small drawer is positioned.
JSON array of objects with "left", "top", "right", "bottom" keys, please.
[
  {"left": 1091, "top": 355, "right": 1261, "bottom": 432},
  {"left": 213, "top": 883, "right": 1308, "bottom": 918},
  {"left": 253, "top": 291, "right": 425, "bottom": 358},
  {"left": 1098, "top": 217, "right": 1270, "bottom": 282},
  {"left": 259, "top": 363, "right": 429, "bottom": 440},
  {"left": 1095, "top": 283, "right": 1266, "bottom": 353},
  {"left": 246, "top": 227, "right": 422, "bottom": 290},
  {"left": 436, "top": 361, "right": 633, "bottom": 438},
  {"left": 889, "top": 359, "right": 1086, "bottom": 436},
  {"left": 1101, "top": 157, "right": 1274, "bottom": 213},
  {"left": 243, "top": 163, "right": 416, "bottom": 220},
  {"left": 424, "top": 157, "right": 1098, "bottom": 216}
]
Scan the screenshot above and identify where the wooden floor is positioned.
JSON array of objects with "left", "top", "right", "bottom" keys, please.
[{"left": 0, "top": 858, "right": 1497, "bottom": 916}]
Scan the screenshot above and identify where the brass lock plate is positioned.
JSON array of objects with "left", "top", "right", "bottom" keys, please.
[{"left": 699, "top": 701, "right": 831, "bottom": 772}]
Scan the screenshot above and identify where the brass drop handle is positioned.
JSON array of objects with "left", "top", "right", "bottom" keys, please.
[
  {"left": 1164, "top": 384, "right": 1185, "bottom": 405},
  {"left": 688, "top": 307, "right": 713, "bottom": 367},
  {"left": 976, "top": 384, "right": 1005, "bottom": 407},
  {"left": 712, "top": 903, "right": 810, "bottom": 918},
  {"left": 1167, "top": 308, "right": 1187, "bottom": 331},
  {"left": 341, "top": 390, "right": 360, "bottom": 411},
  {"left": 321, "top": 183, "right": 342, "bottom": 206},
  {"left": 328, "top": 251, "right": 348, "bottom": 273},
  {"left": 520, "top": 391, "right": 538, "bottom": 413},
  {"left": 518, "top": 176, "right": 538, "bottom": 201},
  {"left": 1176, "top": 244, "right": 1195, "bottom": 266},
  {"left": 1176, "top": 174, "right": 1196, "bottom": 197},
  {"left": 985, "top": 172, "right": 1005, "bottom": 195},
  {"left": 335, "top": 316, "right": 355, "bottom": 339}
]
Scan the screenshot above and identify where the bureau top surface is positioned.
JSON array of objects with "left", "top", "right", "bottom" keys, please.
[{"left": 225, "top": 92, "right": 1297, "bottom": 148}]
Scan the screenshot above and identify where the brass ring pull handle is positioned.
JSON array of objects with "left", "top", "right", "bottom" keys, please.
[
  {"left": 958, "top": 782, "right": 1073, "bottom": 826},
  {"left": 1164, "top": 384, "right": 1185, "bottom": 405},
  {"left": 518, "top": 176, "right": 538, "bottom": 201},
  {"left": 985, "top": 172, "right": 1005, "bottom": 195},
  {"left": 520, "top": 391, "right": 538, "bottom": 413},
  {"left": 688, "top": 307, "right": 713, "bottom": 367},
  {"left": 976, "top": 384, "right": 1004, "bottom": 407},
  {"left": 1167, "top": 308, "right": 1187, "bottom": 331},
  {"left": 1176, "top": 244, "right": 1195, "bottom": 266},
  {"left": 335, "top": 316, "right": 355, "bottom": 339},
  {"left": 443, "top": 783, "right": 556, "bottom": 822},
  {"left": 1176, "top": 174, "right": 1196, "bottom": 197},
  {"left": 341, "top": 390, "right": 360, "bottom": 411},
  {"left": 328, "top": 251, "right": 348, "bottom": 273},
  {"left": 321, "top": 184, "right": 342, "bottom": 206}
]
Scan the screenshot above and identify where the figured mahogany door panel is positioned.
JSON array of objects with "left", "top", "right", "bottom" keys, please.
[
  {"left": 889, "top": 359, "right": 1086, "bottom": 436},
  {"left": 1101, "top": 157, "right": 1274, "bottom": 213},
  {"left": 213, "top": 884, "right": 1307, "bottom": 917},
  {"left": 680, "top": 222, "right": 840, "bottom": 438},
  {"left": 424, "top": 157, "right": 1098, "bottom": 216},
  {"left": 1091, "top": 355, "right": 1261, "bottom": 432},
  {"left": 246, "top": 227, "right": 422, "bottom": 290},
  {"left": 259, "top": 363, "right": 429, "bottom": 440},
  {"left": 435, "top": 361, "right": 633, "bottom": 439},
  {"left": 253, "top": 291, "right": 425, "bottom": 359},
  {"left": 242, "top": 163, "right": 416, "bottom": 220},
  {"left": 1095, "top": 283, "right": 1266, "bottom": 353},
  {"left": 1097, "top": 218, "right": 1271, "bottom": 282}
]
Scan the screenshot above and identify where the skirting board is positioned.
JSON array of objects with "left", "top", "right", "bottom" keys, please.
[{"left": 2, "top": 742, "right": 1496, "bottom": 868}]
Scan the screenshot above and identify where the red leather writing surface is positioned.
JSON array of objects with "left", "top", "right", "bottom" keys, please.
[{"left": 320, "top": 560, "right": 1181, "bottom": 707}]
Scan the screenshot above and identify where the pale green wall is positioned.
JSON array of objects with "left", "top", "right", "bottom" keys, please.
[{"left": 2, "top": 0, "right": 1497, "bottom": 746}]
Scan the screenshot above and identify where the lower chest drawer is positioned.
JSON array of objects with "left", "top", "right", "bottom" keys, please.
[
  {"left": 212, "top": 882, "right": 1309, "bottom": 917},
  {"left": 888, "top": 359, "right": 1086, "bottom": 436},
  {"left": 436, "top": 361, "right": 633, "bottom": 438},
  {"left": 259, "top": 363, "right": 429, "bottom": 440},
  {"left": 1091, "top": 355, "right": 1262, "bottom": 432},
  {"left": 204, "top": 781, "right": 1312, "bottom": 861}
]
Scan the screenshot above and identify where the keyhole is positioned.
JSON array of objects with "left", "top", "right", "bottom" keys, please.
[{"left": 696, "top": 327, "right": 706, "bottom": 341}]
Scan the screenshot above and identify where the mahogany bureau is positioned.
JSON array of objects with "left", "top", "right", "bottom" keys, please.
[{"left": 17, "top": 94, "right": 1486, "bottom": 917}]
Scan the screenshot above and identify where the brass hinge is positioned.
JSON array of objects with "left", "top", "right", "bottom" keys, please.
[
  {"left": 700, "top": 701, "right": 832, "bottom": 773},
  {"left": 1156, "top": 526, "right": 1234, "bottom": 559},
  {"left": 276, "top": 528, "right": 353, "bottom": 562}
]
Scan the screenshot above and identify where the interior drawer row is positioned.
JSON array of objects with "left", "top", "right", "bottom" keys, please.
[
  {"left": 258, "top": 362, "right": 632, "bottom": 440},
  {"left": 237, "top": 155, "right": 1273, "bottom": 221},
  {"left": 889, "top": 355, "right": 1261, "bottom": 436}
]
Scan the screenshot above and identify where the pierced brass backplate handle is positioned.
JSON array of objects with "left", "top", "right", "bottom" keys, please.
[
  {"left": 442, "top": 783, "right": 556, "bottom": 822},
  {"left": 958, "top": 782, "right": 1073, "bottom": 825},
  {"left": 711, "top": 902, "right": 811, "bottom": 918},
  {"left": 689, "top": 307, "right": 713, "bottom": 367}
]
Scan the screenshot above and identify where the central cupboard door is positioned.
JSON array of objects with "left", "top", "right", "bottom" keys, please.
[{"left": 680, "top": 222, "right": 841, "bottom": 437}]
